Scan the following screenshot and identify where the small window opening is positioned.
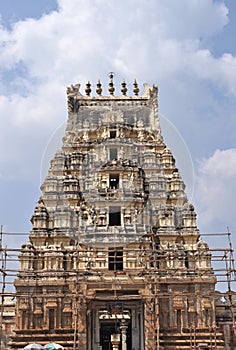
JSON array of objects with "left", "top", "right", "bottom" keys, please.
[
  {"left": 109, "top": 248, "right": 123, "bottom": 270},
  {"left": 109, "top": 174, "right": 119, "bottom": 189},
  {"left": 110, "top": 148, "right": 118, "bottom": 160},
  {"left": 110, "top": 130, "right": 116, "bottom": 138},
  {"left": 109, "top": 206, "right": 121, "bottom": 226},
  {"left": 185, "top": 253, "right": 189, "bottom": 268},
  {"left": 63, "top": 254, "right": 67, "bottom": 270},
  {"left": 98, "top": 216, "right": 106, "bottom": 226}
]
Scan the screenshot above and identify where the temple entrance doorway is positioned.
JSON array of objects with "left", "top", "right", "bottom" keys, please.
[
  {"left": 99, "top": 319, "right": 131, "bottom": 350},
  {"left": 89, "top": 299, "right": 144, "bottom": 350}
]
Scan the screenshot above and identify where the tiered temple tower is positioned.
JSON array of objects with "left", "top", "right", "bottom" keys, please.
[{"left": 12, "top": 75, "right": 225, "bottom": 349}]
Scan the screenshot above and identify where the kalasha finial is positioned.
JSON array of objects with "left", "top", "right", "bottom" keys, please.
[
  {"left": 133, "top": 79, "right": 139, "bottom": 96},
  {"left": 85, "top": 81, "right": 91, "bottom": 96},
  {"left": 96, "top": 79, "right": 102, "bottom": 95},
  {"left": 108, "top": 72, "right": 115, "bottom": 95},
  {"left": 121, "top": 80, "right": 127, "bottom": 96}
]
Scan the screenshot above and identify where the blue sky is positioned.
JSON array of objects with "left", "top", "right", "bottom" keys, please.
[
  {"left": 0, "top": 0, "right": 57, "bottom": 28},
  {"left": 0, "top": 0, "right": 236, "bottom": 280}
]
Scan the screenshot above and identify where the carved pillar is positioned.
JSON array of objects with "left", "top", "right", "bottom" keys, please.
[
  {"left": 120, "top": 321, "right": 128, "bottom": 350},
  {"left": 76, "top": 298, "right": 87, "bottom": 350}
]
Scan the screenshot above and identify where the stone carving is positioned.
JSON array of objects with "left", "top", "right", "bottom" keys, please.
[{"left": 13, "top": 80, "right": 221, "bottom": 350}]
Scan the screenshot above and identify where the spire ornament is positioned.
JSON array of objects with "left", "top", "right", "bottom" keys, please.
[
  {"left": 85, "top": 81, "right": 91, "bottom": 96},
  {"left": 96, "top": 80, "right": 102, "bottom": 95},
  {"left": 121, "top": 80, "right": 127, "bottom": 96},
  {"left": 133, "top": 79, "right": 139, "bottom": 96},
  {"left": 108, "top": 72, "right": 115, "bottom": 95}
]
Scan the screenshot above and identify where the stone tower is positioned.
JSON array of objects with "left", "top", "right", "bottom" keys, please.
[{"left": 12, "top": 76, "right": 224, "bottom": 349}]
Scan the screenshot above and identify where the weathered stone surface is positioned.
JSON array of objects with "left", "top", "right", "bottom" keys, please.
[{"left": 10, "top": 80, "right": 226, "bottom": 350}]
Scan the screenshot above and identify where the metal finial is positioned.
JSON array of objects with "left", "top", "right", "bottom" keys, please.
[
  {"left": 133, "top": 79, "right": 139, "bottom": 96},
  {"left": 85, "top": 81, "right": 91, "bottom": 96},
  {"left": 108, "top": 72, "right": 115, "bottom": 95},
  {"left": 109, "top": 72, "right": 114, "bottom": 81},
  {"left": 96, "top": 79, "right": 102, "bottom": 95},
  {"left": 121, "top": 80, "right": 127, "bottom": 96}
]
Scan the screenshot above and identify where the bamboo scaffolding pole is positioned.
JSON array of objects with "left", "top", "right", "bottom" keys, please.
[{"left": 0, "top": 227, "right": 236, "bottom": 350}]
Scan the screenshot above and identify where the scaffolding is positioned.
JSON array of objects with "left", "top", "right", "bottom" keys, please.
[{"left": 0, "top": 227, "right": 236, "bottom": 349}]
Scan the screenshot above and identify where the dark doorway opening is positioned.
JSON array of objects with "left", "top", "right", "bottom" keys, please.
[
  {"left": 109, "top": 206, "right": 121, "bottom": 226},
  {"left": 177, "top": 309, "right": 182, "bottom": 331},
  {"left": 49, "top": 308, "right": 55, "bottom": 330},
  {"left": 100, "top": 320, "right": 131, "bottom": 350},
  {"left": 110, "top": 130, "right": 117, "bottom": 139}
]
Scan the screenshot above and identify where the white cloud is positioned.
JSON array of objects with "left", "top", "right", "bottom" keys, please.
[
  {"left": 0, "top": 0, "right": 235, "bottom": 205},
  {"left": 0, "top": 79, "right": 67, "bottom": 180},
  {"left": 200, "top": 149, "right": 236, "bottom": 177},
  {"left": 0, "top": 0, "right": 231, "bottom": 89},
  {"left": 195, "top": 149, "right": 236, "bottom": 233}
]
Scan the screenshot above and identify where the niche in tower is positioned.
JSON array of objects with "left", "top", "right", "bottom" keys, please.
[
  {"left": 110, "top": 130, "right": 117, "bottom": 139},
  {"left": 109, "top": 173, "right": 119, "bottom": 189},
  {"left": 109, "top": 147, "right": 118, "bottom": 160}
]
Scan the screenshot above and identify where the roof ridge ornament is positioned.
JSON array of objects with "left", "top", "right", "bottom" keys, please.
[
  {"left": 121, "top": 80, "right": 127, "bottom": 96},
  {"left": 96, "top": 79, "right": 102, "bottom": 96},
  {"left": 67, "top": 76, "right": 158, "bottom": 99},
  {"left": 85, "top": 81, "right": 91, "bottom": 96},
  {"left": 108, "top": 72, "right": 115, "bottom": 95},
  {"left": 133, "top": 79, "right": 139, "bottom": 96}
]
